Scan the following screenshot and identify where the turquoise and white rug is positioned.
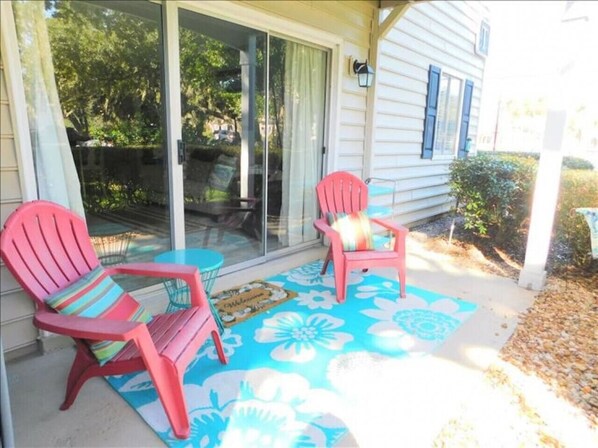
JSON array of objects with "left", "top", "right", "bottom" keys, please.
[{"left": 106, "top": 261, "right": 477, "bottom": 447}]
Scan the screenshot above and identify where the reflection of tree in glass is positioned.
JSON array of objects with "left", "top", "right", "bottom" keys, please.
[
  {"left": 46, "top": 0, "right": 164, "bottom": 145},
  {"left": 46, "top": 0, "right": 251, "bottom": 147},
  {"left": 268, "top": 37, "right": 286, "bottom": 154},
  {"left": 179, "top": 30, "right": 242, "bottom": 145}
]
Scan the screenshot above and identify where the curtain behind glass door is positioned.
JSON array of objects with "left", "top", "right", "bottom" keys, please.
[
  {"left": 267, "top": 37, "right": 327, "bottom": 252},
  {"left": 14, "top": 0, "right": 170, "bottom": 290}
]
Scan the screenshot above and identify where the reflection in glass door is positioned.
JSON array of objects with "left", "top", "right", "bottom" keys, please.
[
  {"left": 178, "top": 9, "right": 266, "bottom": 267},
  {"left": 15, "top": 0, "right": 170, "bottom": 290},
  {"left": 17, "top": 0, "right": 329, "bottom": 280}
]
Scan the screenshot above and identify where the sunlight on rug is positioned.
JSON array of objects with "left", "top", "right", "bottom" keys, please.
[{"left": 105, "top": 260, "right": 477, "bottom": 447}]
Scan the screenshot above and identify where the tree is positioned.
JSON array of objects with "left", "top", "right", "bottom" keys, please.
[{"left": 46, "top": 0, "right": 246, "bottom": 146}]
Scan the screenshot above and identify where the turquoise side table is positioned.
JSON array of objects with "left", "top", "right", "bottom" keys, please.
[
  {"left": 89, "top": 222, "right": 132, "bottom": 266},
  {"left": 154, "top": 249, "right": 224, "bottom": 333}
]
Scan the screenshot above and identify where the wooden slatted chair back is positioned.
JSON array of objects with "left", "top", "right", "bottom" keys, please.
[
  {"left": 0, "top": 200, "right": 99, "bottom": 305},
  {"left": 316, "top": 171, "right": 369, "bottom": 215}
]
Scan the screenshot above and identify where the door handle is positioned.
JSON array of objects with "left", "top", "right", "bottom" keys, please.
[{"left": 177, "top": 140, "right": 186, "bottom": 165}]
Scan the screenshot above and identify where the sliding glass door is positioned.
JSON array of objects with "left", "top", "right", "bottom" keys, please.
[
  {"left": 178, "top": 9, "right": 267, "bottom": 265},
  {"left": 14, "top": 0, "right": 170, "bottom": 290},
  {"left": 14, "top": 0, "right": 329, "bottom": 282}
]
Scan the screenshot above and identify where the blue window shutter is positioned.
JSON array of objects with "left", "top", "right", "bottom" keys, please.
[
  {"left": 421, "top": 65, "right": 441, "bottom": 159},
  {"left": 457, "top": 80, "right": 474, "bottom": 159}
]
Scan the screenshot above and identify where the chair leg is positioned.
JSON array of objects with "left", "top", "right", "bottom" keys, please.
[
  {"left": 321, "top": 247, "right": 332, "bottom": 275},
  {"left": 211, "top": 330, "right": 228, "bottom": 364},
  {"left": 61, "top": 348, "right": 97, "bottom": 410},
  {"left": 203, "top": 227, "right": 211, "bottom": 247},
  {"left": 398, "top": 262, "right": 407, "bottom": 299},
  {"left": 333, "top": 259, "right": 346, "bottom": 303},
  {"left": 150, "top": 361, "right": 191, "bottom": 439}
]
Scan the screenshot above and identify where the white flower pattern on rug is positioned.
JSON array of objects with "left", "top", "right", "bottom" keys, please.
[
  {"left": 361, "top": 296, "right": 471, "bottom": 354},
  {"left": 254, "top": 312, "right": 354, "bottom": 363},
  {"left": 284, "top": 261, "right": 365, "bottom": 290},
  {"left": 193, "top": 328, "right": 242, "bottom": 364},
  {"left": 137, "top": 369, "right": 346, "bottom": 447},
  {"left": 118, "top": 371, "right": 153, "bottom": 393},
  {"left": 295, "top": 289, "right": 337, "bottom": 310},
  {"left": 355, "top": 280, "right": 399, "bottom": 299}
]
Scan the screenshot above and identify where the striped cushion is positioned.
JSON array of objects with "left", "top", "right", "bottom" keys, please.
[
  {"left": 46, "top": 266, "right": 152, "bottom": 365},
  {"left": 327, "top": 211, "right": 374, "bottom": 252}
]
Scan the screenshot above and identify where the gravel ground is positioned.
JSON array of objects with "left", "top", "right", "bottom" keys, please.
[{"left": 409, "top": 217, "right": 598, "bottom": 447}]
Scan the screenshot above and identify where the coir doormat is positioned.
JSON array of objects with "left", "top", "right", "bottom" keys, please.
[{"left": 211, "top": 280, "right": 298, "bottom": 326}]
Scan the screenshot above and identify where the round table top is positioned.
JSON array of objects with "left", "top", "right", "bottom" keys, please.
[{"left": 154, "top": 248, "right": 224, "bottom": 271}]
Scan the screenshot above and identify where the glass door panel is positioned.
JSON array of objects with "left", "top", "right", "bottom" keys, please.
[
  {"left": 19, "top": 0, "right": 170, "bottom": 289},
  {"left": 178, "top": 9, "right": 266, "bottom": 267},
  {"left": 267, "top": 37, "right": 328, "bottom": 252}
]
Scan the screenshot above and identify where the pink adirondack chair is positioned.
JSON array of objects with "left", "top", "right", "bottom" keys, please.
[
  {"left": 0, "top": 200, "right": 227, "bottom": 439},
  {"left": 314, "top": 171, "right": 408, "bottom": 302}
]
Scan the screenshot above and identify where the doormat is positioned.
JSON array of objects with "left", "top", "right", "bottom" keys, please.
[{"left": 211, "top": 280, "right": 298, "bottom": 326}]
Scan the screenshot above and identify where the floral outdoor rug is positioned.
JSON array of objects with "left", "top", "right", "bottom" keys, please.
[
  {"left": 105, "top": 260, "right": 477, "bottom": 447},
  {"left": 211, "top": 280, "right": 298, "bottom": 327}
]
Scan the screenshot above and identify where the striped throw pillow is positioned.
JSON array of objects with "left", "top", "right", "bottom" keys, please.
[
  {"left": 46, "top": 266, "right": 153, "bottom": 365},
  {"left": 327, "top": 211, "right": 374, "bottom": 252}
]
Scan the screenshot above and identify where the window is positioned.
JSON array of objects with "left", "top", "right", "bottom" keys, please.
[
  {"left": 435, "top": 73, "right": 462, "bottom": 156},
  {"left": 476, "top": 21, "right": 490, "bottom": 57},
  {"left": 421, "top": 65, "right": 474, "bottom": 160}
]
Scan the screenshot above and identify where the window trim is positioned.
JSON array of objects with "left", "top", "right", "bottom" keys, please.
[
  {"left": 432, "top": 68, "right": 465, "bottom": 160},
  {"left": 476, "top": 20, "right": 490, "bottom": 57}
]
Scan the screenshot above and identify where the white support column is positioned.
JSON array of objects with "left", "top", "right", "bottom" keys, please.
[
  {"left": 519, "top": 1, "right": 589, "bottom": 290},
  {"left": 362, "top": 8, "right": 380, "bottom": 180},
  {"left": 518, "top": 116, "right": 565, "bottom": 289},
  {"left": 162, "top": 1, "right": 185, "bottom": 249}
]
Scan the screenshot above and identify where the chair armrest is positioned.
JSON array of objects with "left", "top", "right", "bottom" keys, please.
[
  {"left": 33, "top": 308, "right": 144, "bottom": 341},
  {"left": 314, "top": 218, "right": 343, "bottom": 247},
  {"left": 370, "top": 218, "right": 409, "bottom": 238},
  {"left": 106, "top": 262, "right": 197, "bottom": 279},
  {"left": 370, "top": 218, "right": 408, "bottom": 254},
  {"left": 105, "top": 262, "right": 209, "bottom": 309}
]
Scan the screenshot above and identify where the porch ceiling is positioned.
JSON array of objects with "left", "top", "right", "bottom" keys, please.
[{"left": 378, "top": 0, "right": 427, "bottom": 9}]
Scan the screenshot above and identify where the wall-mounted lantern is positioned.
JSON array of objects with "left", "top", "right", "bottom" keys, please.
[{"left": 353, "top": 59, "right": 375, "bottom": 88}]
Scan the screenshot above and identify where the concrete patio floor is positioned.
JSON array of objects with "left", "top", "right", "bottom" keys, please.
[{"left": 5, "top": 236, "right": 537, "bottom": 447}]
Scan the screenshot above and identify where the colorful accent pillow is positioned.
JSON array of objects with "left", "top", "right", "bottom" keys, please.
[
  {"left": 46, "top": 266, "right": 153, "bottom": 365},
  {"left": 327, "top": 211, "right": 374, "bottom": 252}
]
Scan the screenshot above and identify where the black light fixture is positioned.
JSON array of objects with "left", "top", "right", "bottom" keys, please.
[{"left": 353, "top": 59, "right": 375, "bottom": 88}]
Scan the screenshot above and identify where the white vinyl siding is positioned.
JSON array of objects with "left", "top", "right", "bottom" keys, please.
[
  {"left": 0, "top": 49, "right": 38, "bottom": 360},
  {"left": 372, "top": 0, "right": 488, "bottom": 225}
]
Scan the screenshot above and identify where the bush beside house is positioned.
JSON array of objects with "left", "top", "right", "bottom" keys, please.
[{"left": 449, "top": 153, "right": 598, "bottom": 267}]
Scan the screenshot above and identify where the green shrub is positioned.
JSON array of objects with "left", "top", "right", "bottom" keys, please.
[
  {"left": 554, "top": 170, "right": 598, "bottom": 266},
  {"left": 450, "top": 152, "right": 597, "bottom": 267},
  {"left": 449, "top": 154, "right": 536, "bottom": 239},
  {"left": 562, "top": 156, "right": 594, "bottom": 170},
  {"left": 480, "top": 151, "right": 594, "bottom": 170}
]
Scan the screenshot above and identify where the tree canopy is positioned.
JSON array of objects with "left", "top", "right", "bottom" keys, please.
[{"left": 46, "top": 0, "right": 247, "bottom": 146}]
